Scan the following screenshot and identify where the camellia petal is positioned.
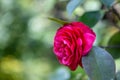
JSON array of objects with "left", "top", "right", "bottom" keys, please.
[
  {"left": 53, "top": 22, "right": 96, "bottom": 71},
  {"left": 83, "top": 33, "right": 96, "bottom": 56}
]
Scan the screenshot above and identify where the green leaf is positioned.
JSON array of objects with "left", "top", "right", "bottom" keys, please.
[
  {"left": 106, "top": 31, "right": 120, "bottom": 59},
  {"left": 78, "top": 11, "right": 103, "bottom": 28},
  {"left": 116, "top": 71, "right": 120, "bottom": 80},
  {"left": 48, "top": 17, "right": 69, "bottom": 25},
  {"left": 100, "top": 0, "right": 114, "bottom": 8},
  {"left": 82, "top": 46, "right": 116, "bottom": 80},
  {"left": 66, "top": 0, "right": 84, "bottom": 15},
  {"left": 49, "top": 67, "right": 70, "bottom": 80}
]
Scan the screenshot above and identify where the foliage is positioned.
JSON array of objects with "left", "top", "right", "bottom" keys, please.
[
  {"left": 0, "top": 0, "right": 120, "bottom": 80},
  {"left": 78, "top": 11, "right": 103, "bottom": 28},
  {"left": 106, "top": 31, "right": 120, "bottom": 59},
  {"left": 66, "top": 0, "right": 84, "bottom": 15},
  {"left": 82, "top": 46, "right": 115, "bottom": 80}
]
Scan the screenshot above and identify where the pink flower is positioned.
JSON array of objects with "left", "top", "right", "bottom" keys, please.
[{"left": 53, "top": 22, "right": 96, "bottom": 70}]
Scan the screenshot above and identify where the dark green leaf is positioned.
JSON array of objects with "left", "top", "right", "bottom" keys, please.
[
  {"left": 78, "top": 11, "right": 103, "bottom": 28},
  {"left": 106, "top": 31, "right": 120, "bottom": 59},
  {"left": 82, "top": 46, "right": 116, "bottom": 80},
  {"left": 66, "top": 0, "right": 84, "bottom": 15},
  {"left": 48, "top": 17, "right": 69, "bottom": 25},
  {"left": 101, "top": 0, "right": 114, "bottom": 8}
]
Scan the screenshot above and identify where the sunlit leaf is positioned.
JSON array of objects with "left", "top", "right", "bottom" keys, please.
[
  {"left": 82, "top": 46, "right": 116, "bottom": 80},
  {"left": 100, "top": 0, "right": 114, "bottom": 8},
  {"left": 106, "top": 31, "right": 120, "bottom": 59},
  {"left": 78, "top": 11, "right": 103, "bottom": 28},
  {"left": 48, "top": 17, "right": 69, "bottom": 25},
  {"left": 66, "top": 0, "right": 84, "bottom": 15}
]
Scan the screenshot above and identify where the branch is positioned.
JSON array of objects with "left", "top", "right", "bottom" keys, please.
[{"left": 100, "top": 45, "right": 120, "bottom": 49}]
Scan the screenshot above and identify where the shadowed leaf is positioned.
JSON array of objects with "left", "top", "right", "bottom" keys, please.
[
  {"left": 66, "top": 0, "right": 84, "bottom": 15},
  {"left": 106, "top": 31, "right": 120, "bottom": 59},
  {"left": 101, "top": 0, "right": 114, "bottom": 8},
  {"left": 78, "top": 11, "right": 104, "bottom": 28},
  {"left": 82, "top": 46, "right": 116, "bottom": 80}
]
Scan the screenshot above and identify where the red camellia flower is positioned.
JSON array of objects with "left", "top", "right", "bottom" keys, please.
[{"left": 53, "top": 22, "right": 96, "bottom": 70}]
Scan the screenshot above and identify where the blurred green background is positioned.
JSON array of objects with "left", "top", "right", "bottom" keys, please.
[{"left": 0, "top": 0, "right": 120, "bottom": 80}]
